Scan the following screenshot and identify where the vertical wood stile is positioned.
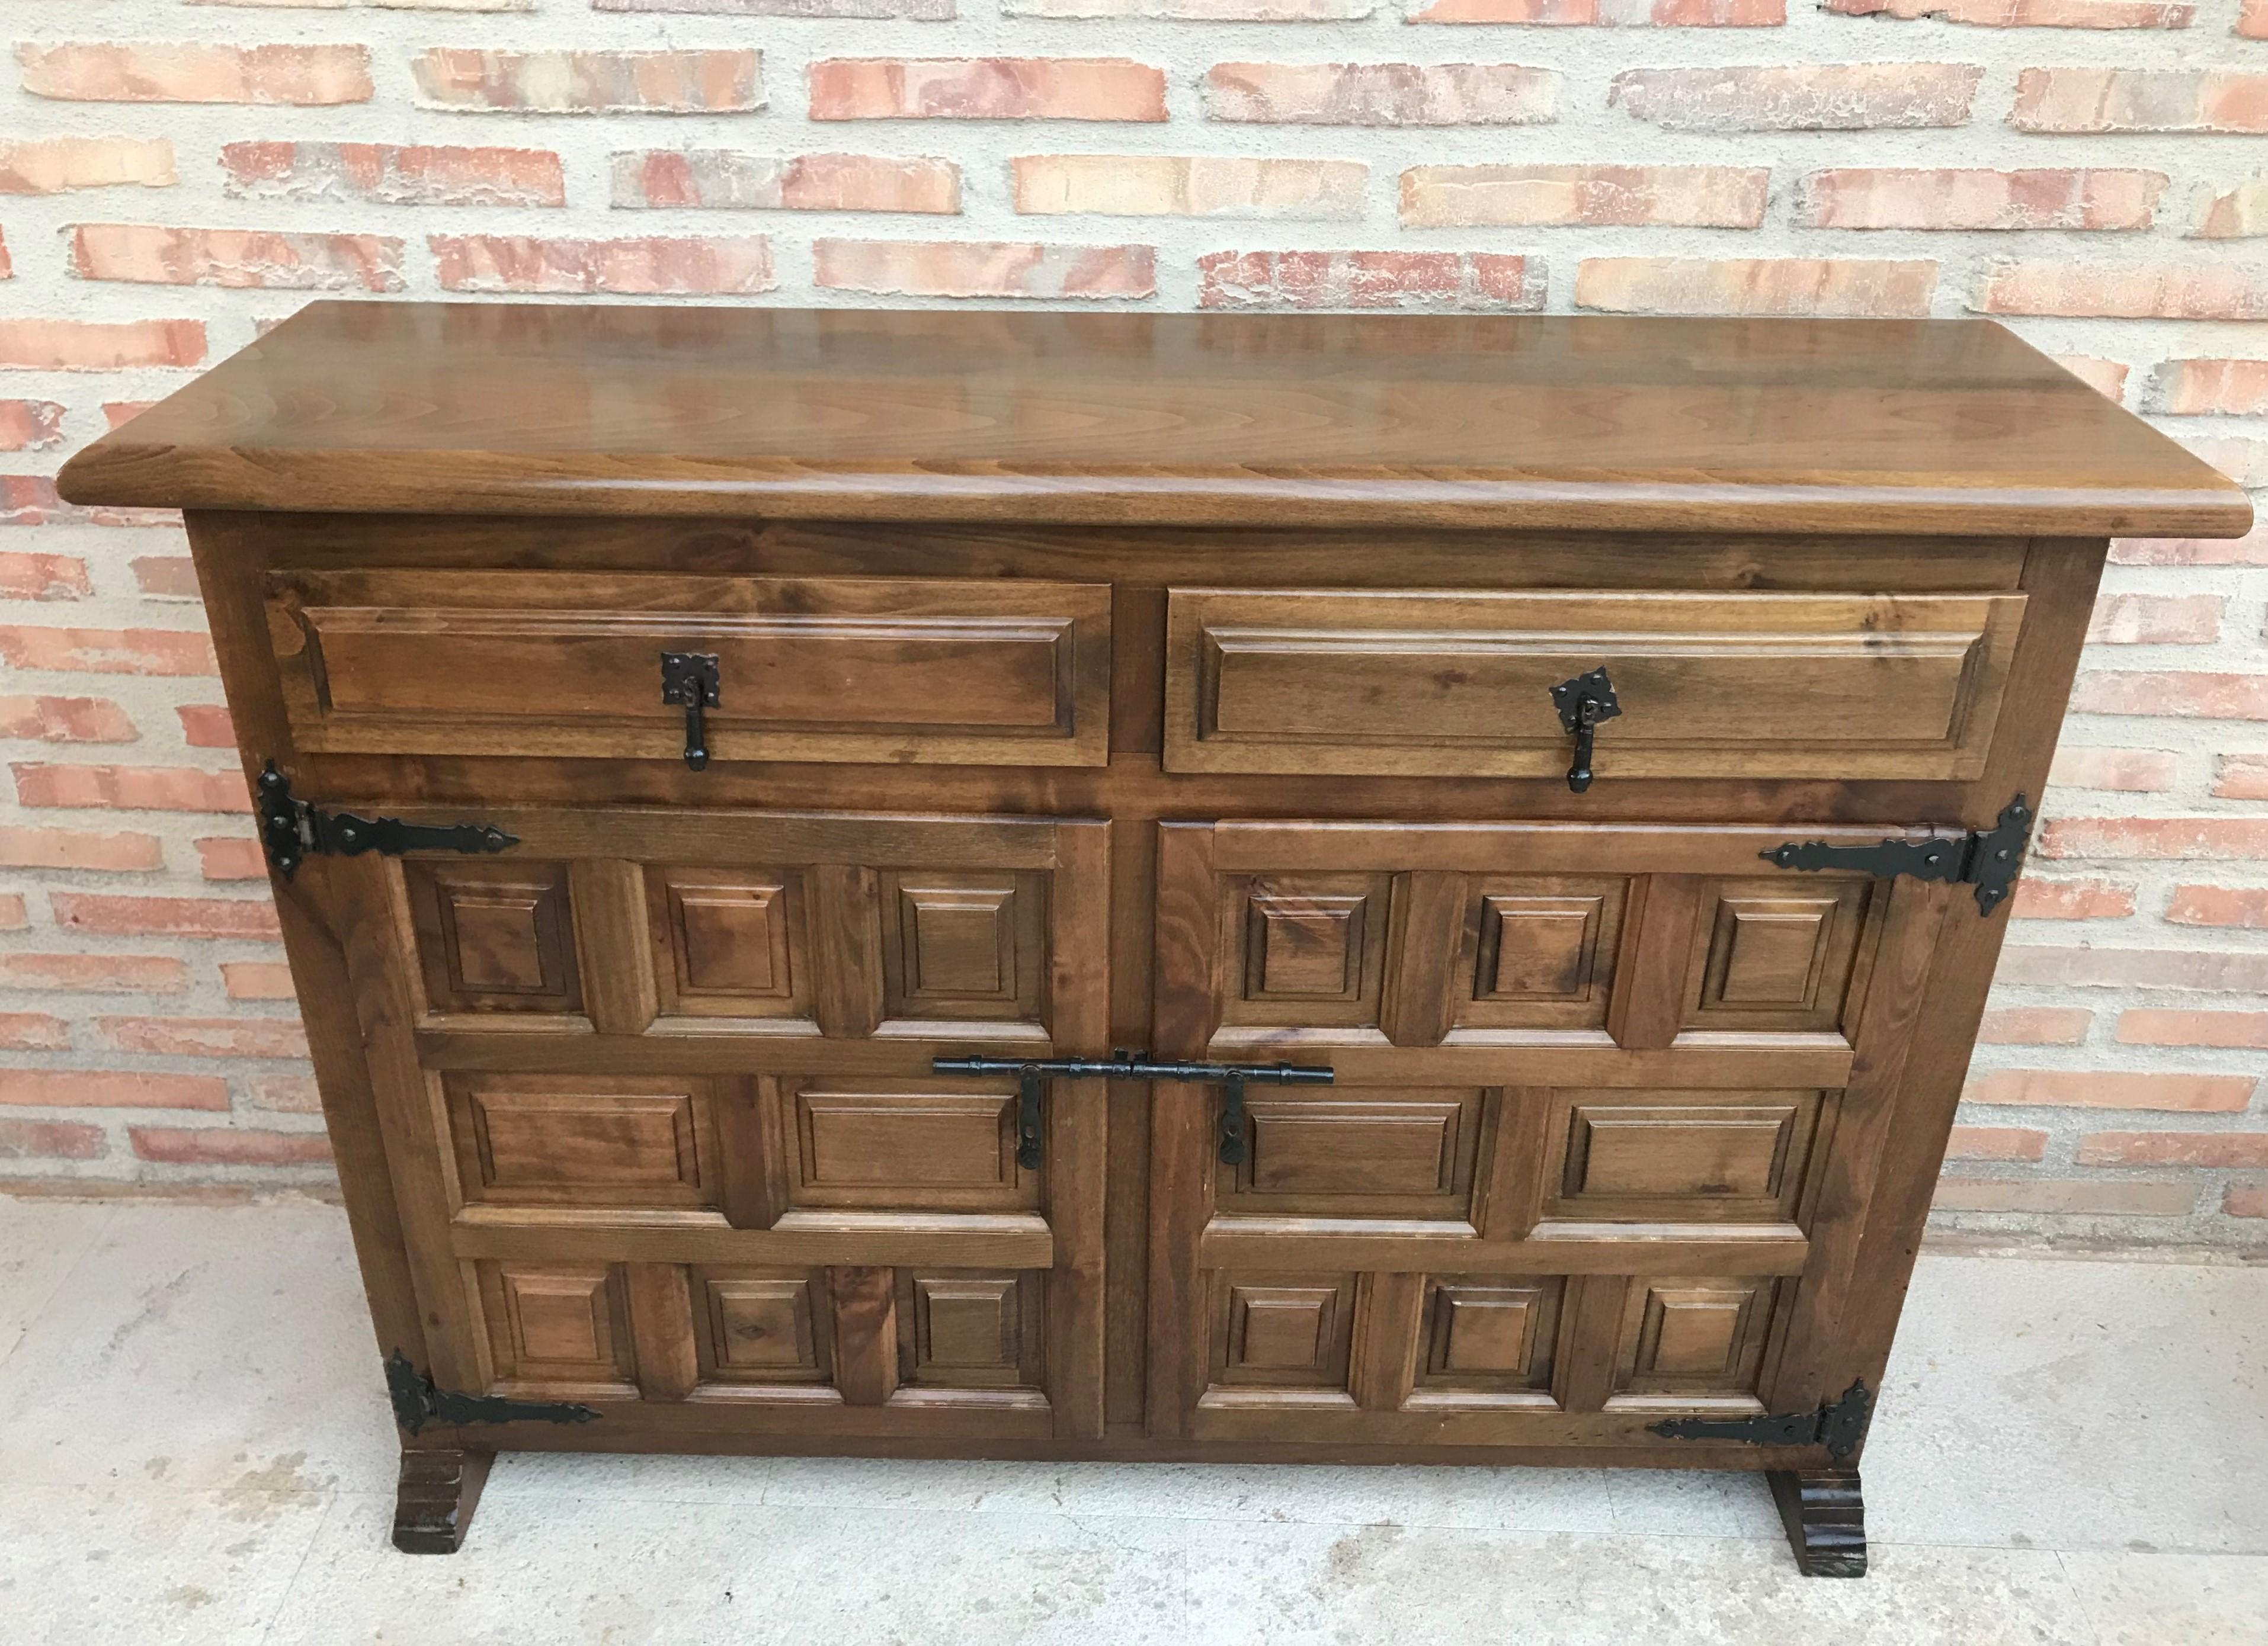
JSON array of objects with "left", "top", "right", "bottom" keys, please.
[
  {"left": 1147, "top": 824, "right": 1223, "bottom": 1437},
  {"left": 1350, "top": 1273, "right": 1427, "bottom": 1413},
  {"left": 1604, "top": 874, "right": 1705, "bottom": 1051},
  {"left": 568, "top": 859, "right": 660, "bottom": 1035},
  {"left": 1046, "top": 821, "right": 1111, "bottom": 1440},
  {"left": 1380, "top": 870, "right": 1471, "bottom": 1048},
  {"left": 828, "top": 1266, "right": 901, "bottom": 1407},
  {"left": 808, "top": 864, "right": 885, "bottom": 1039},
  {"left": 1555, "top": 1274, "right": 1629, "bottom": 1415},
  {"left": 624, "top": 1262, "right": 700, "bottom": 1403}
]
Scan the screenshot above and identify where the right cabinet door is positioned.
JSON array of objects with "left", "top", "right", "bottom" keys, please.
[{"left": 1146, "top": 819, "right": 1951, "bottom": 1451}]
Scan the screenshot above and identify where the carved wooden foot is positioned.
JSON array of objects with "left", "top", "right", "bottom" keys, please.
[
  {"left": 393, "top": 1446, "right": 494, "bottom": 1554},
  {"left": 1769, "top": 1467, "right": 1866, "bottom": 1577}
]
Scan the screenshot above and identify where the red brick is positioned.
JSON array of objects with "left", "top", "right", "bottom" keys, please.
[
  {"left": 0, "top": 896, "right": 24, "bottom": 931},
  {"left": 2085, "top": 592, "right": 2221, "bottom": 643},
  {"left": 0, "top": 1119, "right": 106, "bottom": 1162},
  {"left": 129, "top": 1126, "right": 332, "bottom": 1167},
  {"left": 2038, "top": 817, "right": 2268, "bottom": 860},
  {"left": 2226, "top": 1182, "right": 2268, "bottom": 1217},
  {"left": 2010, "top": 876, "right": 2136, "bottom": 919},
  {"left": 0, "top": 1070, "right": 228, "bottom": 1111},
  {"left": 0, "top": 477, "right": 177, "bottom": 530},
  {"left": 1401, "top": 164, "right": 1766, "bottom": 228},
  {"left": 18, "top": 43, "right": 373, "bottom": 106},
  {"left": 2079, "top": 1132, "right": 2268, "bottom": 1167},
  {"left": 172, "top": 705, "right": 234, "bottom": 749},
  {"left": 811, "top": 58, "right": 1164, "bottom": 121},
  {"left": 2194, "top": 179, "right": 2268, "bottom": 239},
  {"left": 1978, "top": 1005, "right": 2093, "bottom": 1044},
  {"left": 2047, "top": 746, "right": 2177, "bottom": 791},
  {"left": 2216, "top": 754, "right": 2268, "bottom": 800},
  {"left": 222, "top": 142, "right": 565, "bottom": 207},
  {"left": 0, "top": 136, "right": 175, "bottom": 194},
  {"left": 1825, "top": 0, "right": 2190, "bottom": 20},
  {"left": 70, "top": 225, "right": 404, "bottom": 293},
  {"left": 1945, "top": 1125, "right": 2049, "bottom": 1161},
  {"left": 1796, "top": 168, "right": 2163, "bottom": 230},
  {"left": 2118, "top": 1009, "right": 2268, "bottom": 1048},
  {"left": 1204, "top": 63, "right": 1555, "bottom": 125},
  {"left": 1197, "top": 251, "right": 1543, "bottom": 312},
  {"left": 415, "top": 49, "right": 760, "bottom": 113},
  {"left": 1964, "top": 1069, "right": 2257, "bottom": 1111},
  {"left": 1408, "top": 0, "right": 1783, "bottom": 18},
  {"left": 612, "top": 151, "right": 960, "bottom": 213},
  {"left": 0, "top": 952, "right": 189, "bottom": 994},
  {"left": 1574, "top": 257, "right": 1936, "bottom": 317},
  {"left": 132, "top": 557, "right": 199, "bottom": 599},
  {"left": 222, "top": 961, "right": 298, "bottom": 1002},
  {"left": 1974, "top": 259, "right": 2268, "bottom": 320},
  {"left": 104, "top": 402, "right": 156, "bottom": 431},
  {"left": 0, "top": 1013, "right": 69, "bottom": 1051},
  {"left": 1015, "top": 156, "right": 1364, "bottom": 219},
  {"left": 430, "top": 235, "right": 774, "bottom": 296},
  {"left": 0, "top": 825, "right": 162, "bottom": 872},
  {"left": 2111, "top": 524, "right": 2268, "bottom": 565},
  {"left": 0, "top": 626, "right": 216, "bottom": 677},
  {"left": 603, "top": 0, "right": 951, "bottom": 11},
  {"left": 814, "top": 239, "right": 1155, "bottom": 299},
  {"left": 95, "top": 1015, "right": 309, "bottom": 1060},
  {"left": 2245, "top": 0, "right": 2267, "bottom": 35},
  {"left": 2165, "top": 885, "right": 2268, "bottom": 928},
  {"left": 51, "top": 893, "right": 280, "bottom": 941},
  {"left": 2051, "top": 355, "right": 2129, "bottom": 400},
  {"left": 12, "top": 763, "right": 246, "bottom": 813},
  {"left": 242, "top": 1076, "right": 320, "bottom": 1115},
  {"left": 0, "top": 319, "right": 203, "bottom": 370},
  {"left": 1933, "top": 1178, "right": 2194, "bottom": 1215},
  {"left": 2068, "top": 672, "right": 2268, "bottom": 720},
  {"left": 196, "top": 836, "right": 267, "bottom": 881},
  {"left": 2145, "top": 358, "right": 2268, "bottom": 415},
  {"left": 0, "top": 553, "right": 92, "bottom": 600},
  {"left": 1997, "top": 946, "right": 2268, "bottom": 992},
  {"left": 0, "top": 400, "right": 66, "bottom": 451},
  {"left": 1609, "top": 64, "right": 1982, "bottom": 130},
  {"left": 2013, "top": 68, "right": 2268, "bottom": 133}
]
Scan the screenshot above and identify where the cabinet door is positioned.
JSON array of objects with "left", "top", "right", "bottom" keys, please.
[
  {"left": 1147, "top": 819, "right": 1947, "bottom": 1451},
  {"left": 321, "top": 805, "right": 1108, "bottom": 1445}
]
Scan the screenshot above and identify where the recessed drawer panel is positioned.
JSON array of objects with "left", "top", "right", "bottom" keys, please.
[
  {"left": 1164, "top": 586, "right": 2024, "bottom": 782},
  {"left": 266, "top": 569, "right": 1110, "bottom": 766}
]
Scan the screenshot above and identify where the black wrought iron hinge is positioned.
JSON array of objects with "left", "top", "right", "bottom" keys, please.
[
  {"left": 1761, "top": 795, "right": 2035, "bottom": 916},
  {"left": 932, "top": 1051, "right": 1334, "bottom": 1167},
  {"left": 1648, "top": 1380, "right": 1873, "bottom": 1461},
  {"left": 256, "top": 763, "right": 520, "bottom": 880},
  {"left": 383, "top": 1350, "right": 601, "bottom": 1437}
]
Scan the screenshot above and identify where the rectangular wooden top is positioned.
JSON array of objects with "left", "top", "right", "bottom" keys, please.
[{"left": 57, "top": 301, "right": 2251, "bottom": 538}]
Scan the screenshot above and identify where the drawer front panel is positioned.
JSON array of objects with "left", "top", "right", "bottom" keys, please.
[
  {"left": 267, "top": 570, "right": 1110, "bottom": 767},
  {"left": 1164, "top": 587, "right": 2025, "bottom": 781}
]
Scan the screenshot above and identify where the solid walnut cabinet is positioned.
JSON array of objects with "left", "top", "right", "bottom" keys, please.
[{"left": 58, "top": 303, "right": 2249, "bottom": 1576}]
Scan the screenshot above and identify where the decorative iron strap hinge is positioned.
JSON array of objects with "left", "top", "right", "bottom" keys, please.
[
  {"left": 257, "top": 762, "right": 520, "bottom": 881},
  {"left": 1648, "top": 1380, "right": 1873, "bottom": 1461},
  {"left": 383, "top": 1351, "right": 601, "bottom": 1436},
  {"left": 933, "top": 1051, "right": 1334, "bottom": 1167},
  {"left": 1760, "top": 795, "right": 2035, "bottom": 916}
]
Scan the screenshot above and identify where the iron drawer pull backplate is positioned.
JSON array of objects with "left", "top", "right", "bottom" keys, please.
[
  {"left": 931, "top": 1052, "right": 1334, "bottom": 1167},
  {"left": 1549, "top": 666, "right": 1622, "bottom": 794},
  {"left": 659, "top": 651, "right": 720, "bottom": 771}
]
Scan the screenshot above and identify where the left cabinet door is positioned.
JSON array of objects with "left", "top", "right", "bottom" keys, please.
[{"left": 307, "top": 804, "right": 1109, "bottom": 1447}]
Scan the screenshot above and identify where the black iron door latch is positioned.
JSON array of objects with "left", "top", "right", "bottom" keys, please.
[
  {"left": 255, "top": 763, "right": 518, "bottom": 880},
  {"left": 932, "top": 1052, "right": 1334, "bottom": 1167},
  {"left": 1549, "top": 666, "right": 1621, "bottom": 793},
  {"left": 660, "top": 650, "right": 720, "bottom": 771},
  {"left": 1761, "top": 795, "right": 2035, "bottom": 916}
]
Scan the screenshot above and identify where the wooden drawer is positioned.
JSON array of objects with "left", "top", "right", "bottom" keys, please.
[
  {"left": 1164, "top": 586, "right": 2026, "bottom": 782},
  {"left": 265, "top": 570, "right": 1110, "bottom": 767}
]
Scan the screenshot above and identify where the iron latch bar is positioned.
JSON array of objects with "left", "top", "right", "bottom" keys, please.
[
  {"left": 1760, "top": 795, "right": 2035, "bottom": 916},
  {"left": 931, "top": 1052, "right": 1334, "bottom": 1166},
  {"left": 383, "top": 1350, "right": 600, "bottom": 1437},
  {"left": 256, "top": 763, "right": 519, "bottom": 881},
  {"left": 1648, "top": 1380, "right": 1873, "bottom": 1461}
]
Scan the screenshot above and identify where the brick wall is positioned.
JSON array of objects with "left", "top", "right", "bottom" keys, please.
[{"left": 0, "top": 0, "right": 2263, "bottom": 1244}]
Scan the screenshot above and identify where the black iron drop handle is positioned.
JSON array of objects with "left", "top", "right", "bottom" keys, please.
[
  {"left": 1549, "top": 665, "right": 1622, "bottom": 794},
  {"left": 659, "top": 651, "right": 720, "bottom": 771}
]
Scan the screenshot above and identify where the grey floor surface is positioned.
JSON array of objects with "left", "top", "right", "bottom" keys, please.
[{"left": 0, "top": 1196, "right": 2261, "bottom": 1645}]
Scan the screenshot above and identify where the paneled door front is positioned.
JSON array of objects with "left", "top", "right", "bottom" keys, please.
[
  {"left": 1146, "top": 819, "right": 1948, "bottom": 1451},
  {"left": 314, "top": 805, "right": 1109, "bottom": 1446}
]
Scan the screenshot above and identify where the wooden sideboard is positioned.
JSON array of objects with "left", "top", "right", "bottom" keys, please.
[{"left": 58, "top": 304, "right": 2250, "bottom": 1576}]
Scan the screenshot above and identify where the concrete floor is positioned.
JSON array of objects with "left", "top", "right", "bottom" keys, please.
[{"left": 0, "top": 1201, "right": 2261, "bottom": 1646}]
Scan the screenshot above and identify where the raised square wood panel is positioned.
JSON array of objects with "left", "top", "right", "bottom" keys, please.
[
  {"left": 265, "top": 569, "right": 1112, "bottom": 768},
  {"left": 692, "top": 1268, "right": 832, "bottom": 1388},
  {"left": 1459, "top": 877, "right": 1629, "bottom": 1033},
  {"left": 1686, "top": 880, "right": 1879, "bottom": 1038},
  {"left": 647, "top": 868, "right": 809, "bottom": 1021},
  {"left": 446, "top": 1074, "right": 719, "bottom": 1212},
  {"left": 768, "top": 1077, "right": 1036, "bottom": 1214},
  {"left": 406, "top": 861, "right": 581, "bottom": 1016},
  {"left": 1610, "top": 1278, "right": 1782, "bottom": 1405},
  {"left": 879, "top": 870, "right": 1048, "bottom": 1026},
  {"left": 901, "top": 1272, "right": 1043, "bottom": 1391},
  {"left": 1543, "top": 1089, "right": 1824, "bottom": 1227},
  {"left": 1209, "top": 1272, "right": 1357, "bottom": 1397},
  {"left": 1220, "top": 1089, "right": 1486, "bottom": 1225},
  {"left": 1222, "top": 872, "right": 1392, "bottom": 1031},
  {"left": 1410, "top": 1276, "right": 1565, "bottom": 1408},
  {"left": 1164, "top": 588, "right": 2026, "bottom": 781},
  {"left": 477, "top": 1261, "right": 638, "bottom": 1394}
]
